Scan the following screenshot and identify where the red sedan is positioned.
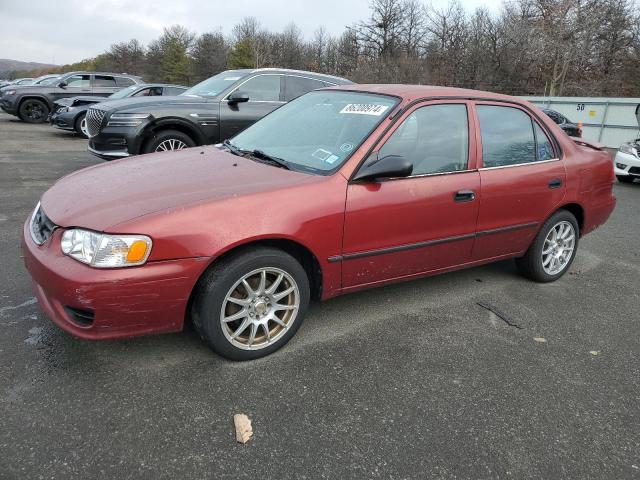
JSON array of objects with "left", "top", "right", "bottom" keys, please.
[{"left": 23, "top": 85, "right": 616, "bottom": 360}]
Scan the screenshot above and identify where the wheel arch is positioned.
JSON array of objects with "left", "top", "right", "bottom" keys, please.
[
  {"left": 186, "top": 237, "right": 324, "bottom": 326},
  {"left": 556, "top": 202, "right": 584, "bottom": 234},
  {"left": 142, "top": 118, "right": 205, "bottom": 148},
  {"left": 18, "top": 94, "right": 52, "bottom": 112}
]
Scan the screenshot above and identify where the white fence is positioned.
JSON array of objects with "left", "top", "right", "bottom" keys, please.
[{"left": 523, "top": 96, "right": 640, "bottom": 148}]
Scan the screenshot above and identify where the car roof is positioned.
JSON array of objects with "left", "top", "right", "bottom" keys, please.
[
  {"left": 62, "top": 71, "right": 143, "bottom": 79},
  {"left": 248, "top": 68, "right": 352, "bottom": 84},
  {"left": 326, "top": 84, "right": 529, "bottom": 103}
]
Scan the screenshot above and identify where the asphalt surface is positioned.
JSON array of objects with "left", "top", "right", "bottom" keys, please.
[{"left": 0, "top": 112, "right": 639, "bottom": 480}]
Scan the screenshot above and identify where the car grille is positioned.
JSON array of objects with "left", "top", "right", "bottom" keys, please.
[
  {"left": 86, "top": 108, "right": 106, "bottom": 137},
  {"left": 30, "top": 204, "right": 56, "bottom": 245}
]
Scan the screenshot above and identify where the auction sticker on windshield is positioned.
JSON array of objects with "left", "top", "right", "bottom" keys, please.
[{"left": 340, "top": 104, "right": 389, "bottom": 116}]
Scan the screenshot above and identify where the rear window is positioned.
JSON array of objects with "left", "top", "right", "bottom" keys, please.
[
  {"left": 94, "top": 76, "right": 116, "bottom": 87},
  {"left": 284, "top": 76, "right": 327, "bottom": 101},
  {"left": 116, "top": 77, "right": 136, "bottom": 87}
]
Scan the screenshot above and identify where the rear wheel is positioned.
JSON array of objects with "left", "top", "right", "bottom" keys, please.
[
  {"left": 516, "top": 210, "right": 579, "bottom": 282},
  {"left": 143, "top": 129, "right": 196, "bottom": 154},
  {"left": 74, "top": 112, "right": 88, "bottom": 138},
  {"left": 19, "top": 99, "right": 49, "bottom": 123},
  {"left": 191, "top": 247, "right": 310, "bottom": 361},
  {"left": 616, "top": 175, "right": 634, "bottom": 184}
]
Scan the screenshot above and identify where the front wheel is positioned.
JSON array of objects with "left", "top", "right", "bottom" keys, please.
[
  {"left": 191, "top": 247, "right": 310, "bottom": 360},
  {"left": 74, "top": 112, "right": 88, "bottom": 138},
  {"left": 19, "top": 99, "right": 49, "bottom": 123},
  {"left": 516, "top": 210, "right": 579, "bottom": 282},
  {"left": 616, "top": 175, "right": 634, "bottom": 184},
  {"left": 143, "top": 129, "right": 196, "bottom": 154}
]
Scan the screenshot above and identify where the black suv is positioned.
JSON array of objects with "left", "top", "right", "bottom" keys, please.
[
  {"left": 541, "top": 108, "right": 582, "bottom": 137},
  {"left": 86, "top": 68, "right": 352, "bottom": 160},
  {"left": 0, "top": 71, "right": 143, "bottom": 123}
]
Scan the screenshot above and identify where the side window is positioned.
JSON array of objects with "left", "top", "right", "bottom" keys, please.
[
  {"left": 235, "top": 75, "right": 282, "bottom": 102},
  {"left": 164, "top": 87, "right": 186, "bottom": 95},
  {"left": 94, "top": 75, "right": 116, "bottom": 87},
  {"left": 284, "top": 76, "right": 326, "bottom": 101},
  {"left": 132, "top": 88, "right": 152, "bottom": 97},
  {"left": 116, "top": 77, "right": 136, "bottom": 87},
  {"left": 477, "top": 105, "right": 536, "bottom": 167},
  {"left": 379, "top": 104, "right": 469, "bottom": 175},
  {"left": 65, "top": 75, "right": 91, "bottom": 88},
  {"left": 534, "top": 122, "right": 555, "bottom": 161}
]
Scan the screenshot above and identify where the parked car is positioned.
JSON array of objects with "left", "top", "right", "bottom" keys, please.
[
  {"left": 50, "top": 83, "right": 188, "bottom": 138},
  {"left": 613, "top": 105, "right": 640, "bottom": 183},
  {"left": 5, "top": 77, "right": 34, "bottom": 86},
  {"left": 86, "top": 68, "right": 352, "bottom": 159},
  {"left": 541, "top": 108, "right": 582, "bottom": 137},
  {"left": 23, "top": 85, "right": 616, "bottom": 360},
  {"left": 0, "top": 71, "right": 143, "bottom": 123}
]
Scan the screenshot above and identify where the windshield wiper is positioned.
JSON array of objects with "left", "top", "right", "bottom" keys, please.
[
  {"left": 249, "top": 149, "right": 290, "bottom": 170},
  {"left": 222, "top": 139, "right": 244, "bottom": 157}
]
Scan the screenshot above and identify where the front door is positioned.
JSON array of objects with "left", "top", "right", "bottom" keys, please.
[
  {"left": 219, "top": 74, "right": 284, "bottom": 141},
  {"left": 53, "top": 74, "right": 91, "bottom": 102},
  {"left": 472, "top": 102, "right": 567, "bottom": 260},
  {"left": 341, "top": 101, "right": 481, "bottom": 289}
]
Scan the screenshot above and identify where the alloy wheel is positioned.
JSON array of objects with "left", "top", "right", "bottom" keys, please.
[
  {"left": 220, "top": 267, "right": 300, "bottom": 351},
  {"left": 80, "top": 117, "right": 89, "bottom": 137},
  {"left": 541, "top": 220, "right": 576, "bottom": 275},
  {"left": 155, "top": 138, "right": 187, "bottom": 152}
]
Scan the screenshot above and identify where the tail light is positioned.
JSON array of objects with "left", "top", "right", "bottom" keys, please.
[{"left": 577, "top": 123, "right": 583, "bottom": 138}]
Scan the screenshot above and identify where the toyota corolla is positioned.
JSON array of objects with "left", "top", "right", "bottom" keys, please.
[{"left": 23, "top": 85, "right": 616, "bottom": 360}]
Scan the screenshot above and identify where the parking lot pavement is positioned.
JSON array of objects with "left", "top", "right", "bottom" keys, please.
[{"left": 0, "top": 111, "right": 639, "bottom": 479}]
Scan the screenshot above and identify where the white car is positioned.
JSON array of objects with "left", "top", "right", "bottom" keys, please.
[{"left": 614, "top": 141, "right": 640, "bottom": 184}]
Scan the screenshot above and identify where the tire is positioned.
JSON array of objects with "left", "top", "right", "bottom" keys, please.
[
  {"left": 18, "top": 99, "right": 49, "bottom": 124},
  {"left": 143, "top": 129, "right": 196, "bottom": 154},
  {"left": 616, "top": 175, "right": 634, "bottom": 184},
  {"left": 191, "top": 247, "right": 310, "bottom": 361},
  {"left": 516, "top": 210, "right": 579, "bottom": 283},
  {"left": 74, "top": 112, "right": 88, "bottom": 138}
]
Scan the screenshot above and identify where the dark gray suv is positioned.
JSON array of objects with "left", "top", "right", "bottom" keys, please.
[
  {"left": 86, "top": 68, "right": 352, "bottom": 160},
  {"left": 0, "top": 71, "right": 143, "bottom": 123}
]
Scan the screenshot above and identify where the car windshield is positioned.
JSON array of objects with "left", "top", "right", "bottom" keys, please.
[
  {"left": 231, "top": 90, "right": 399, "bottom": 174},
  {"left": 182, "top": 71, "right": 245, "bottom": 98},
  {"left": 33, "top": 75, "right": 58, "bottom": 85},
  {"left": 109, "top": 85, "right": 139, "bottom": 99}
]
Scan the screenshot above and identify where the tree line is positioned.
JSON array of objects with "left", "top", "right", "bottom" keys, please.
[{"left": 12, "top": 0, "right": 640, "bottom": 97}]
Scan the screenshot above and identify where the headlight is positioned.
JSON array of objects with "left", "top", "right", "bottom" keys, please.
[
  {"left": 107, "top": 112, "right": 150, "bottom": 127},
  {"left": 5, "top": 90, "right": 16, "bottom": 96},
  {"left": 67, "top": 106, "right": 76, "bottom": 111},
  {"left": 620, "top": 143, "right": 638, "bottom": 158},
  {"left": 61, "top": 229, "right": 152, "bottom": 268}
]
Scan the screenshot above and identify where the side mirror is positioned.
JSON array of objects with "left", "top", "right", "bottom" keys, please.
[
  {"left": 58, "top": 81, "right": 67, "bottom": 89},
  {"left": 353, "top": 153, "right": 413, "bottom": 182},
  {"left": 228, "top": 91, "right": 249, "bottom": 104}
]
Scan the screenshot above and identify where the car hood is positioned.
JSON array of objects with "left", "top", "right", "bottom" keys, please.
[
  {"left": 96, "top": 95, "right": 208, "bottom": 112},
  {"left": 1, "top": 85, "right": 54, "bottom": 94},
  {"left": 40, "top": 145, "right": 319, "bottom": 231},
  {"left": 56, "top": 96, "right": 107, "bottom": 107}
]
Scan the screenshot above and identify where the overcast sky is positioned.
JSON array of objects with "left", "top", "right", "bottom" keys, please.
[{"left": 0, "top": 0, "right": 503, "bottom": 65}]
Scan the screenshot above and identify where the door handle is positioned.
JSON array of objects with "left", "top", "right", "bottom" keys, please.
[
  {"left": 454, "top": 190, "right": 476, "bottom": 202},
  {"left": 548, "top": 178, "right": 563, "bottom": 189}
]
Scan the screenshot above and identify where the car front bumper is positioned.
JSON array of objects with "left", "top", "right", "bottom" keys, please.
[
  {"left": 0, "top": 97, "right": 18, "bottom": 115},
  {"left": 49, "top": 110, "right": 76, "bottom": 131},
  {"left": 22, "top": 220, "right": 209, "bottom": 340},
  {"left": 88, "top": 126, "right": 145, "bottom": 160},
  {"left": 614, "top": 150, "right": 640, "bottom": 178}
]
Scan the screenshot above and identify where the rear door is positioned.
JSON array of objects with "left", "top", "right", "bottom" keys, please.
[
  {"left": 92, "top": 75, "right": 119, "bottom": 96},
  {"left": 219, "top": 74, "right": 284, "bottom": 141},
  {"left": 341, "top": 101, "right": 481, "bottom": 289},
  {"left": 472, "top": 102, "right": 566, "bottom": 260}
]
